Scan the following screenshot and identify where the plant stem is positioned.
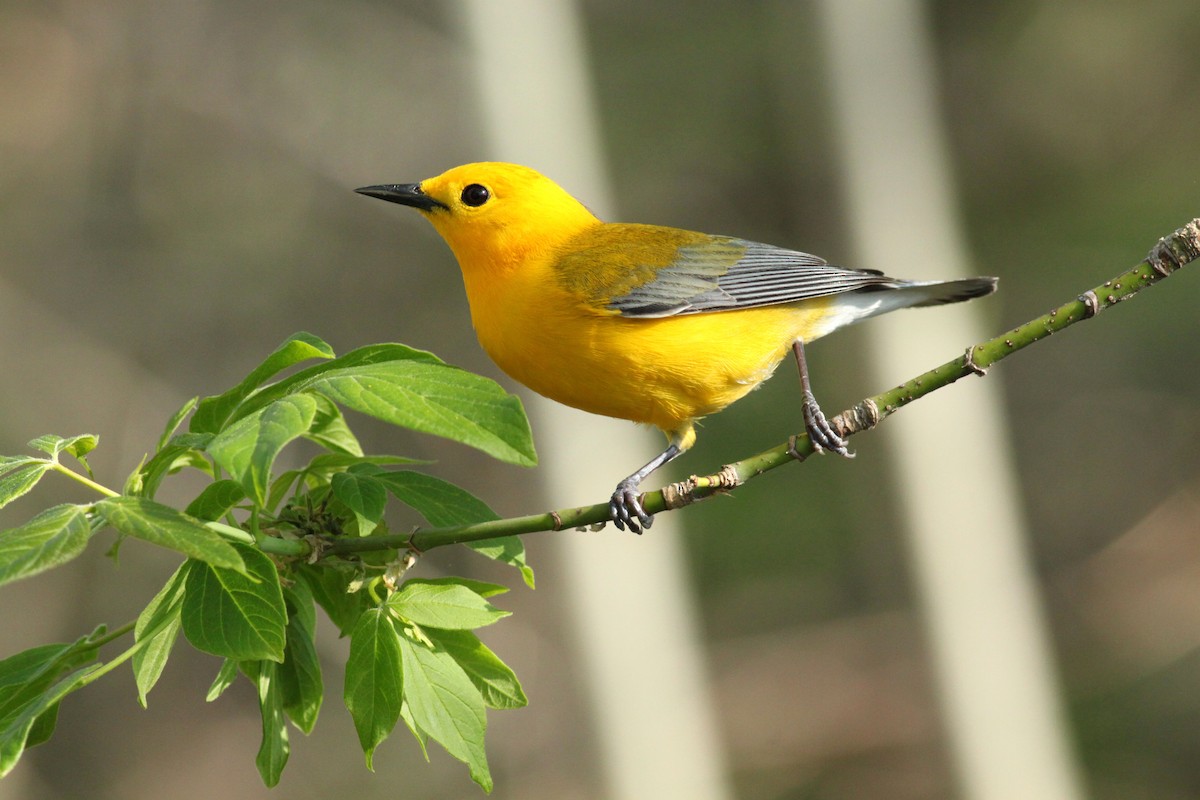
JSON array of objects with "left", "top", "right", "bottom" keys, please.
[
  {"left": 317, "top": 218, "right": 1199, "bottom": 557},
  {"left": 72, "top": 621, "right": 149, "bottom": 690},
  {"left": 87, "top": 620, "right": 137, "bottom": 649},
  {"left": 52, "top": 463, "right": 120, "bottom": 498}
]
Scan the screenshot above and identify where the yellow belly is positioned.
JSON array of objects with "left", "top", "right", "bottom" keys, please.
[{"left": 468, "top": 275, "right": 834, "bottom": 437}]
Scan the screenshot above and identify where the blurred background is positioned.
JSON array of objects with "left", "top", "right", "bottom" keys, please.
[{"left": 1, "top": 1, "right": 1198, "bottom": 798}]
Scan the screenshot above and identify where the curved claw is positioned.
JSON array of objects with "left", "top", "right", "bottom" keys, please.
[
  {"left": 610, "top": 479, "right": 651, "bottom": 534},
  {"left": 607, "top": 442, "right": 683, "bottom": 534},
  {"left": 801, "top": 390, "right": 854, "bottom": 458}
]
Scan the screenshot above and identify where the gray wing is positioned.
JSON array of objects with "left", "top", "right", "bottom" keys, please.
[{"left": 607, "top": 237, "right": 894, "bottom": 318}]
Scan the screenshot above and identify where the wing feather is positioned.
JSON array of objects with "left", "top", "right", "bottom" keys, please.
[{"left": 607, "top": 236, "right": 893, "bottom": 318}]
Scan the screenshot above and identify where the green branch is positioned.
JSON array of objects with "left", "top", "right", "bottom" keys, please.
[{"left": 317, "top": 218, "right": 1199, "bottom": 557}]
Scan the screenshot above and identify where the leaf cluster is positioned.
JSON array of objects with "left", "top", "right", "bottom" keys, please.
[{"left": 0, "top": 333, "right": 536, "bottom": 790}]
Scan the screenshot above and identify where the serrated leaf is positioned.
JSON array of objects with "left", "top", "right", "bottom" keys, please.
[
  {"left": 182, "top": 545, "right": 286, "bottom": 662},
  {"left": 132, "top": 563, "right": 188, "bottom": 707},
  {"left": 184, "top": 480, "right": 247, "bottom": 522},
  {"left": 426, "top": 629, "right": 527, "bottom": 710},
  {"left": 378, "top": 471, "right": 534, "bottom": 588},
  {"left": 206, "top": 658, "right": 239, "bottom": 702},
  {"left": 278, "top": 583, "right": 322, "bottom": 734},
  {"left": 387, "top": 581, "right": 509, "bottom": 630},
  {"left": 305, "top": 395, "right": 363, "bottom": 456},
  {"left": 0, "top": 504, "right": 92, "bottom": 588},
  {"left": 0, "top": 462, "right": 51, "bottom": 511},
  {"left": 398, "top": 631, "right": 491, "bottom": 792},
  {"left": 344, "top": 607, "right": 403, "bottom": 770},
  {"left": 191, "top": 332, "right": 335, "bottom": 435},
  {"left": 330, "top": 471, "right": 387, "bottom": 537},
  {"left": 303, "top": 361, "right": 536, "bottom": 467},
  {"left": 207, "top": 394, "right": 319, "bottom": 507},
  {"left": 96, "top": 497, "right": 244, "bottom": 572}
]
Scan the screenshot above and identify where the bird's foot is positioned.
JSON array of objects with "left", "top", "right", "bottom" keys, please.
[
  {"left": 802, "top": 390, "right": 854, "bottom": 458},
  {"left": 610, "top": 478, "right": 652, "bottom": 534}
]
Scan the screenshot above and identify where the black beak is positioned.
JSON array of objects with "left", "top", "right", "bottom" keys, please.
[{"left": 355, "top": 182, "right": 448, "bottom": 212}]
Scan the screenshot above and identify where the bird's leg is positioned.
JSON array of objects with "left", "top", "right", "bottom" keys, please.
[
  {"left": 792, "top": 339, "right": 853, "bottom": 458},
  {"left": 610, "top": 443, "right": 683, "bottom": 534}
]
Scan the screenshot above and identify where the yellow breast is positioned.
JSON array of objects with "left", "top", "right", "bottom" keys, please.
[{"left": 461, "top": 254, "right": 832, "bottom": 436}]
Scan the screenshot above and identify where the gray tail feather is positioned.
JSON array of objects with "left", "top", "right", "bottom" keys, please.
[
  {"left": 902, "top": 276, "right": 998, "bottom": 307},
  {"left": 845, "top": 276, "right": 998, "bottom": 319}
]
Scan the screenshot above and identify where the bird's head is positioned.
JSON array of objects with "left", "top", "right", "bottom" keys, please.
[{"left": 357, "top": 162, "right": 600, "bottom": 275}]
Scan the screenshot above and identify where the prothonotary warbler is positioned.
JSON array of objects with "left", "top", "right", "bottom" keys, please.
[{"left": 357, "top": 163, "right": 996, "bottom": 532}]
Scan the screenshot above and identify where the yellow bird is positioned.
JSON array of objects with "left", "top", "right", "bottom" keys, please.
[{"left": 357, "top": 163, "right": 996, "bottom": 532}]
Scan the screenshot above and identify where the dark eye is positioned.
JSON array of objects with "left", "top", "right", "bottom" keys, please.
[{"left": 461, "top": 184, "right": 490, "bottom": 207}]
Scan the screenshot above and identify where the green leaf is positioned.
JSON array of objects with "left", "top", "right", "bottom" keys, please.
[
  {"left": 247, "top": 660, "right": 289, "bottom": 787},
  {"left": 306, "top": 453, "right": 424, "bottom": 473},
  {"left": 266, "top": 470, "right": 306, "bottom": 512},
  {"left": 26, "top": 434, "right": 97, "bottom": 462},
  {"left": 233, "top": 343, "right": 444, "bottom": 423},
  {"left": 158, "top": 396, "right": 199, "bottom": 451},
  {"left": 399, "top": 702, "right": 429, "bottom": 759},
  {"left": 182, "top": 545, "right": 287, "bottom": 662},
  {"left": 0, "top": 633, "right": 106, "bottom": 777},
  {"left": 184, "top": 480, "right": 247, "bottom": 522},
  {"left": 278, "top": 583, "right": 322, "bottom": 734},
  {"left": 330, "top": 470, "right": 388, "bottom": 537},
  {"left": 0, "top": 461, "right": 51, "bottom": 511},
  {"left": 96, "top": 497, "right": 244, "bottom": 572},
  {"left": 206, "top": 659, "right": 239, "bottom": 702},
  {"left": 379, "top": 471, "right": 534, "bottom": 588},
  {"left": 0, "top": 643, "right": 90, "bottom": 719},
  {"left": 285, "top": 575, "right": 317, "bottom": 633},
  {"left": 304, "top": 361, "right": 536, "bottom": 467},
  {"left": 425, "top": 629, "right": 527, "bottom": 710},
  {"left": 295, "top": 565, "right": 371, "bottom": 637},
  {"left": 0, "top": 504, "right": 92, "bottom": 588},
  {"left": 463, "top": 538, "right": 534, "bottom": 590},
  {"left": 24, "top": 704, "right": 58, "bottom": 750},
  {"left": 387, "top": 581, "right": 510, "bottom": 631},
  {"left": 305, "top": 395, "right": 363, "bottom": 456},
  {"left": 131, "top": 438, "right": 212, "bottom": 499},
  {"left": 0, "top": 663, "right": 102, "bottom": 777},
  {"left": 191, "top": 332, "right": 335, "bottom": 435},
  {"left": 398, "top": 631, "right": 491, "bottom": 792},
  {"left": 412, "top": 576, "right": 510, "bottom": 599},
  {"left": 375, "top": 470, "right": 496, "bottom": 526},
  {"left": 132, "top": 563, "right": 189, "bottom": 707},
  {"left": 207, "top": 394, "right": 319, "bottom": 507},
  {"left": 344, "top": 608, "right": 403, "bottom": 770}
]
